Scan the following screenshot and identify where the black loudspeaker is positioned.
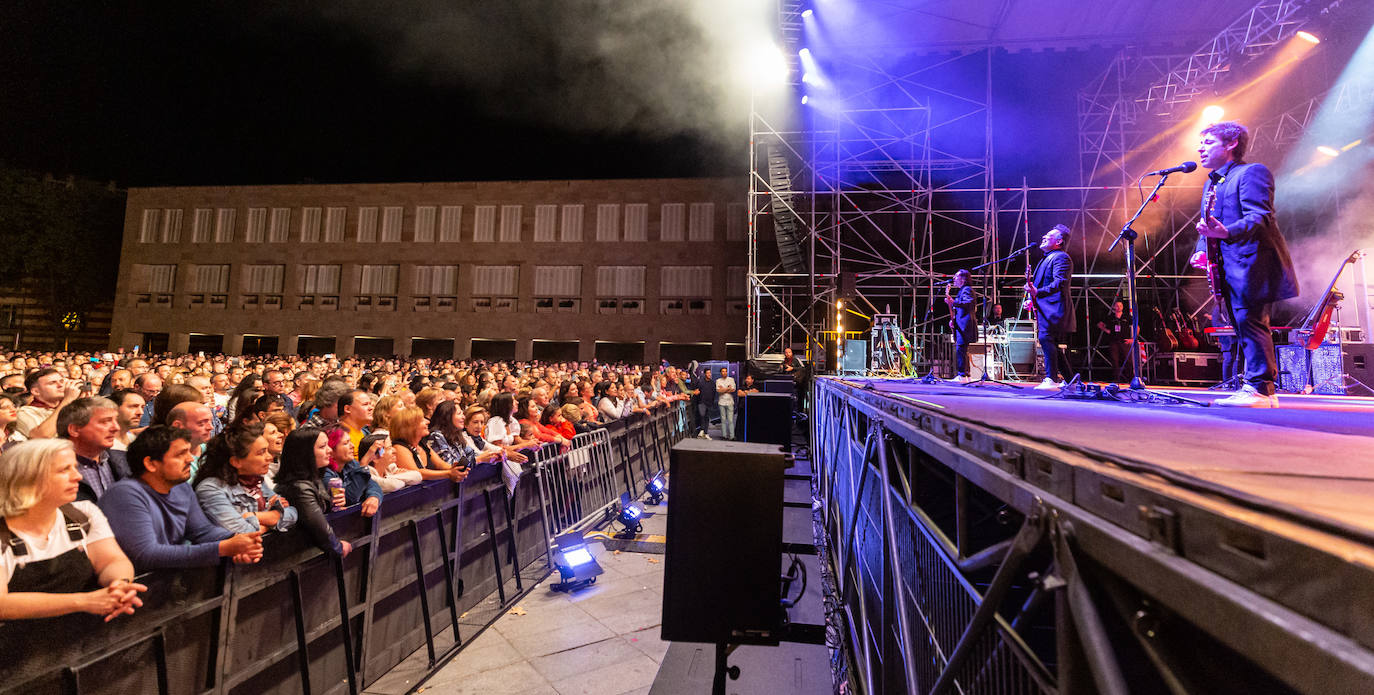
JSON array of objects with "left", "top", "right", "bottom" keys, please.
[
  {"left": 1277, "top": 343, "right": 1374, "bottom": 395},
  {"left": 742, "top": 392, "right": 792, "bottom": 448},
  {"left": 662, "top": 440, "right": 786, "bottom": 645}
]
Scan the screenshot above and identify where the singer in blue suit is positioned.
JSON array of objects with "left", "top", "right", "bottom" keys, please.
[
  {"left": 1025, "top": 225, "right": 1076, "bottom": 388},
  {"left": 1190, "top": 121, "right": 1299, "bottom": 407},
  {"left": 945, "top": 269, "right": 978, "bottom": 379}
]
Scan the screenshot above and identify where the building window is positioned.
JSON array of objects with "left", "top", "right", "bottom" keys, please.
[
  {"left": 726, "top": 202, "right": 746, "bottom": 241},
  {"left": 439, "top": 205, "right": 462, "bottom": 242},
  {"left": 414, "top": 265, "right": 459, "bottom": 296},
  {"left": 560, "top": 204, "right": 584, "bottom": 242},
  {"left": 660, "top": 265, "right": 712, "bottom": 315},
  {"left": 133, "top": 264, "right": 178, "bottom": 293},
  {"left": 245, "top": 208, "right": 267, "bottom": 244},
  {"left": 596, "top": 265, "right": 645, "bottom": 315},
  {"left": 243, "top": 264, "right": 285, "bottom": 294},
  {"left": 534, "top": 266, "right": 581, "bottom": 313},
  {"left": 357, "top": 206, "right": 378, "bottom": 243},
  {"left": 359, "top": 264, "right": 399, "bottom": 294},
  {"left": 214, "top": 209, "right": 235, "bottom": 243},
  {"left": 533, "top": 205, "right": 557, "bottom": 242},
  {"left": 324, "top": 206, "right": 346, "bottom": 242},
  {"left": 380, "top": 206, "right": 403, "bottom": 242},
  {"left": 191, "top": 264, "right": 231, "bottom": 293},
  {"left": 473, "top": 205, "right": 496, "bottom": 242},
  {"left": 414, "top": 205, "right": 437, "bottom": 243},
  {"left": 268, "top": 208, "right": 291, "bottom": 243},
  {"left": 241, "top": 264, "right": 284, "bottom": 310},
  {"left": 726, "top": 266, "right": 746, "bottom": 297},
  {"left": 191, "top": 208, "right": 212, "bottom": 243},
  {"left": 300, "top": 207, "right": 323, "bottom": 243},
  {"left": 472, "top": 265, "right": 519, "bottom": 312},
  {"left": 688, "top": 202, "right": 714, "bottom": 242},
  {"left": 624, "top": 203, "right": 647, "bottom": 241},
  {"left": 300, "top": 264, "right": 341, "bottom": 294},
  {"left": 161, "top": 209, "right": 183, "bottom": 243},
  {"left": 660, "top": 203, "right": 684, "bottom": 241},
  {"left": 499, "top": 205, "right": 522, "bottom": 242},
  {"left": 139, "top": 209, "right": 159, "bottom": 243},
  {"left": 595, "top": 204, "right": 619, "bottom": 242}
]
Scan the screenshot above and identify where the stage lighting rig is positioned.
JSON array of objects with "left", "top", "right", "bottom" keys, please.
[
  {"left": 645, "top": 471, "right": 666, "bottom": 506},
  {"left": 551, "top": 532, "right": 604, "bottom": 593},
  {"left": 614, "top": 492, "right": 644, "bottom": 539}
]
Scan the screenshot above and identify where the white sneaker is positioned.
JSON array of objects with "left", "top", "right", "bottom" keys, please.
[
  {"left": 1215, "top": 385, "right": 1279, "bottom": 408},
  {"left": 1033, "top": 378, "right": 1060, "bottom": 390},
  {"left": 702, "top": 433, "right": 713, "bottom": 440}
]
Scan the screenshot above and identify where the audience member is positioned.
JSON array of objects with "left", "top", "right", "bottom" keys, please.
[
  {"left": 193, "top": 424, "right": 297, "bottom": 534},
  {"left": 273, "top": 429, "right": 351, "bottom": 558},
  {"left": 133, "top": 373, "right": 162, "bottom": 427},
  {"left": 16, "top": 368, "right": 81, "bottom": 439},
  {"left": 58, "top": 397, "right": 129, "bottom": 503},
  {"left": 323, "top": 427, "right": 382, "bottom": 517},
  {"left": 715, "top": 367, "right": 737, "bottom": 441},
  {"left": 99, "top": 426, "right": 263, "bottom": 571},
  {"left": 0, "top": 439, "right": 147, "bottom": 622}
]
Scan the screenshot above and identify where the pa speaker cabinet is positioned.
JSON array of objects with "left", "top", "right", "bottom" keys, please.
[
  {"left": 662, "top": 440, "right": 786, "bottom": 645},
  {"left": 742, "top": 392, "right": 791, "bottom": 449}
]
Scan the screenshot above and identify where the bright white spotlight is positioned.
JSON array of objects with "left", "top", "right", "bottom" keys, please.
[
  {"left": 1316, "top": 145, "right": 1341, "bottom": 157},
  {"left": 1201, "top": 105, "right": 1225, "bottom": 122},
  {"left": 743, "top": 44, "right": 789, "bottom": 86},
  {"left": 1297, "top": 30, "right": 1320, "bottom": 45},
  {"left": 802, "top": 9, "right": 813, "bottom": 19},
  {"left": 801, "top": 95, "right": 810, "bottom": 105}
]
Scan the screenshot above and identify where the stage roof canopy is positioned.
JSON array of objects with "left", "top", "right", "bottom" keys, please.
[{"left": 817, "top": 0, "right": 1272, "bottom": 53}]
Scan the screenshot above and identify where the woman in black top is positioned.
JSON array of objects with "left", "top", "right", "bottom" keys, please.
[{"left": 273, "top": 428, "right": 351, "bottom": 558}]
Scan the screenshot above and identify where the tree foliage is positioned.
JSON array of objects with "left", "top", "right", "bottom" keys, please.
[{"left": 0, "top": 167, "right": 125, "bottom": 326}]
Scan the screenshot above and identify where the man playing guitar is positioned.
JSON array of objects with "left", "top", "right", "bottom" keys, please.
[
  {"left": 1189, "top": 121, "right": 1299, "bottom": 407},
  {"left": 1024, "top": 224, "right": 1076, "bottom": 389}
]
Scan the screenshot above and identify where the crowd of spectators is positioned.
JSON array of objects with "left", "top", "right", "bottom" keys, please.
[{"left": 0, "top": 348, "right": 726, "bottom": 624}]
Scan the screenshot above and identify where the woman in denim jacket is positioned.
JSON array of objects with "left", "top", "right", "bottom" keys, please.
[
  {"left": 324, "top": 426, "right": 383, "bottom": 517},
  {"left": 193, "top": 423, "right": 298, "bottom": 534}
]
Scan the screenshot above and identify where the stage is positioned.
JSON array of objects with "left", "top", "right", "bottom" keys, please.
[{"left": 812, "top": 375, "right": 1374, "bottom": 694}]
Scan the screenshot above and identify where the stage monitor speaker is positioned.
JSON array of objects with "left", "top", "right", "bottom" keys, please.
[
  {"left": 742, "top": 392, "right": 791, "bottom": 448},
  {"left": 662, "top": 440, "right": 786, "bottom": 645},
  {"left": 1278, "top": 343, "right": 1374, "bottom": 395}
]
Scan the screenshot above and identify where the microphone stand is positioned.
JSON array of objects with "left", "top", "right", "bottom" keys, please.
[{"left": 1090, "top": 174, "right": 1206, "bottom": 407}]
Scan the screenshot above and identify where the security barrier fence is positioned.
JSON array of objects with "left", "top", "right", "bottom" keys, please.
[{"left": 0, "top": 401, "right": 691, "bottom": 695}]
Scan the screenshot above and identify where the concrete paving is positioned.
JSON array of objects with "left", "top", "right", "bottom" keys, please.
[{"left": 405, "top": 500, "right": 673, "bottom": 695}]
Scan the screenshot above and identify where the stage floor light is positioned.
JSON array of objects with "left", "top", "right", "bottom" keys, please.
[{"left": 551, "top": 532, "right": 604, "bottom": 593}]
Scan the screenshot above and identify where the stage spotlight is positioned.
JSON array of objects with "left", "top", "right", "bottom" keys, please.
[
  {"left": 1297, "top": 30, "right": 1320, "bottom": 45},
  {"left": 743, "top": 44, "right": 789, "bottom": 86},
  {"left": 1201, "top": 105, "right": 1225, "bottom": 122},
  {"left": 551, "top": 532, "right": 604, "bottom": 593},
  {"left": 802, "top": 9, "right": 813, "bottom": 19},
  {"left": 1342, "top": 139, "right": 1363, "bottom": 152},
  {"left": 801, "top": 95, "right": 810, "bottom": 105},
  {"left": 645, "top": 471, "right": 666, "bottom": 505},
  {"left": 1316, "top": 145, "right": 1341, "bottom": 157},
  {"left": 614, "top": 492, "right": 644, "bottom": 539}
]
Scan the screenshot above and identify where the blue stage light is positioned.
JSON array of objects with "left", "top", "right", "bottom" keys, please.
[
  {"left": 802, "top": 9, "right": 813, "bottom": 19},
  {"left": 645, "top": 471, "right": 666, "bottom": 505},
  {"left": 551, "top": 532, "right": 604, "bottom": 592}
]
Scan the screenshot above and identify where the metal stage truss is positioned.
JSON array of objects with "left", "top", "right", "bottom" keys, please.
[
  {"left": 813, "top": 377, "right": 1374, "bottom": 695},
  {"left": 749, "top": 0, "right": 1356, "bottom": 381}
]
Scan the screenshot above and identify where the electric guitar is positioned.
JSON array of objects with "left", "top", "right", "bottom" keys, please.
[
  {"left": 1023, "top": 252, "right": 1039, "bottom": 322},
  {"left": 1202, "top": 189, "right": 1235, "bottom": 329}
]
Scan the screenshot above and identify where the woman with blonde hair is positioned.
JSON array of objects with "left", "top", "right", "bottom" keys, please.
[
  {"left": 370, "top": 394, "right": 403, "bottom": 436},
  {"left": 390, "top": 406, "right": 466, "bottom": 483},
  {"left": 0, "top": 439, "right": 146, "bottom": 621}
]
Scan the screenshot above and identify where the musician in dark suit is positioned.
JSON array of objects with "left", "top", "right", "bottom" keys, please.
[
  {"left": 944, "top": 269, "right": 978, "bottom": 380},
  {"left": 1025, "top": 225, "right": 1076, "bottom": 388},
  {"left": 1190, "top": 121, "right": 1299, "bottom": 407}
]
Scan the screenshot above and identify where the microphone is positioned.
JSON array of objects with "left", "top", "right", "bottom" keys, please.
[
  {"left": 1144, "top": 161, "right": 1197, "bottom": 176},
  {"left": 1012, "top": 243, "right": 1037, "bottom": 254}
]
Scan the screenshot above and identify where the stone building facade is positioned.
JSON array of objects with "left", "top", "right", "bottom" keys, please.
[{"left": 110, "top": 177, "right": 749, "bottom": 363}]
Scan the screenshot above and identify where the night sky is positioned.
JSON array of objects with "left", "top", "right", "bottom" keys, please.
[{"left": 0, "top": 2, "right": 745, "bottom": 187}]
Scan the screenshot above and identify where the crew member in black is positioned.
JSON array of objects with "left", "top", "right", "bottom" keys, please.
[
  {"left": 944, "top": 269, "right": 978, "bottom": 381},
  {"left": 1190, "top": 121, "right": 1299, "bottom": 407},
  {"left": 1095, "top": 300, "right": 1134, "bottom": 383},
  {"left": 1025, "top": 224, "right": 1076, "bottom": 389}
]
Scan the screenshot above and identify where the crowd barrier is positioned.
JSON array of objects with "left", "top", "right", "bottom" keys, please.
[
  {"left": 0, "top": 400, "right": 691, "bottom": 695},
  {"left": 536, "top": 401, "right": 691, "bottom": 539}
]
